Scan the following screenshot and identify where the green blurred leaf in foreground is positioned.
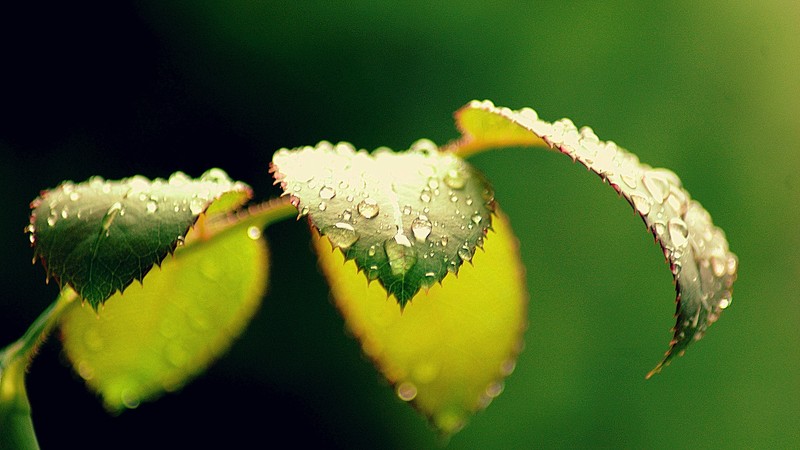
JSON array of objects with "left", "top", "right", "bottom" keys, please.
[
  {"left": 28, "top": 169, "right": 252, "bottom": 309},
  {"left": 271, "top": 141, "right": 496, "bottom": 307},
  {"left": 448, "top": 100, "right": 739, "bottom": 375},
  {"left": 59, "top": 213, "right": 269, "bottom": 411}
]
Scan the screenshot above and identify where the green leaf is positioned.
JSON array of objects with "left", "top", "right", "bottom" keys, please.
[
  {"left": 271, "top": 141, "right": 495, "bottom": 307},
  {"left": 28, "top": 168, "right": 251, "bottom": 309},
  {"left": 448, "top": 100, "right": 739, "bottom": 376},
  {"left": 314, "top": 207, "right": 527, "bottom": 436},
  {"left": 59, "top": 214, "right": 268, "bottom": 411}
]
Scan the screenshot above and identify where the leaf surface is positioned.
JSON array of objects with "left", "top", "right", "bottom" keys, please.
[
  {"left": 28, "top": 169, "right": 251, "bottom": 309},
  {"left": 448, "top": 100, "right": 739, "bottom": 375},
  {"left": 59, "top": 215, "right": 268, "bottom": 411},
  {"left": 314, "top": 208, "right": 527, "bottom": 436},
  {"left": 271, "top": 141, "right": 495, "bottom": 307}
]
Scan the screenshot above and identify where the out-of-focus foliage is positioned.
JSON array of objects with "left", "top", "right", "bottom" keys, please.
[{"left": 1, "top": 1, "right": 797, "bottom": 448}]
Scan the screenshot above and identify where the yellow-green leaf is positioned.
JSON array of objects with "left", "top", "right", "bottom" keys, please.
[
  {"left": 59, "top": 217, "right": 268, "bottom": 411},
  {"left": 314, "top": 207, "right": 527, "bottom": 436}
]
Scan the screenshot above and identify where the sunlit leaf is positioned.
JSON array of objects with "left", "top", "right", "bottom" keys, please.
[
  {"left": 59, "top": 216, "right": 268, "bottom": 411},
  {"left": 314, "top": 208, "right": 527, "bottom": 436},
  {"left": 448, "top": 100, "right": 739, "bottom": 375},
  {"left": 271, "top": 141, "right": 495, "bottom": 307},
  {"left": 28, "top": 168, "right": 251, "bottom": 309}
]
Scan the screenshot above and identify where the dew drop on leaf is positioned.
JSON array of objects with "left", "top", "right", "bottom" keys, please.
[
  {"left": 396, "top": 381, "right": 418, "bottom": 402},
  {"left": 385, "top": 234, "right": 416, "bottom": 275},
  {"left": 323, "top": 222, "right": 360, "bottom": 250},
  {"left": 146, "top": 201, "right": 158, "bottom": 214},
  {"left": 642, "top": 170, "right": 670, "bottom": 204},
  {"left": 357, "top": 198, "right": 379, "bottom": 218},
  {"left": 668, "top": 217, "right": 689, "bottom": 248},
  {"left": 444, "top": 168, "right": 466, "bottom": 190},
  {"left": 247, "top": 226, "right": 261, "bottom": 240},
  {"left": 458, "top": 244, "right": 473, "bottom": 262},
  {"left": 411, "top": 215, "right": 433, "bottom": 242},
  {"left": 319, "top": 185, "right": 336, "bottom": 200}
]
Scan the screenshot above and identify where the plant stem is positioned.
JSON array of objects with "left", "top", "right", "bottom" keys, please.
[{"left": 0, "top": 288, "right": 79, "bottom": 450}]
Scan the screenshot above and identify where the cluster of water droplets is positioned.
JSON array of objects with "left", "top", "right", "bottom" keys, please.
[
  {"left": 467, "top": 100, "right": 738, "bottom": 351},
  {"left": 272, "top": 139, "right": 496, "bottom": 302}
]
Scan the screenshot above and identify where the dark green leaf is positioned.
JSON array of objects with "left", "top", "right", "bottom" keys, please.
[
  {"left": 28, "top": 169, "right": 251, "bottom": 309},
  {"left": 271, "top": 141, "right": 495, "bottom": 307}
]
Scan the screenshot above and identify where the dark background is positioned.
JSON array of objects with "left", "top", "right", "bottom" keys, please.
[{"left": 1, "top": 1, "right": 798, "bottom": 448}]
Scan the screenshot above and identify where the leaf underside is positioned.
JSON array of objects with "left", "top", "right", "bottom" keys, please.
[
  {"left": 314, "top": 207, "right": 527, "bottom": 436},
  {"left": 448, "top": 100, "right": 739, "bottom": 375},
  {"left": 59, "top": 217, "right": 269, "bottom": 411},
  {"left": 271, "top": 141, "right": 496, "bottom": 307},
  {"left": 28, "top": 169, "right": 251, "bottom": 309}
]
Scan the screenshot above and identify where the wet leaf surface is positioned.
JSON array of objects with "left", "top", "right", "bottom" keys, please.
[
  {"left": 28, "top": 169, "right": 251, "bottom": 309},
  {"left": 271, "top": 141, "right": 496, "bottom": 307},
  {"left": 448, "top": 100, "right": 738, "bottom": 375}
]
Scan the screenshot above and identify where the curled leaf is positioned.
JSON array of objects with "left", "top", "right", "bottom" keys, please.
[
  {"left": 448, "top": 100, "right": 738, "bottom": 375},
  {"left": 28, "top": 169, "right": 251, "bottom": 309},
  {"left": 271, "top": 141, "right": 495, "bottom": 307}
]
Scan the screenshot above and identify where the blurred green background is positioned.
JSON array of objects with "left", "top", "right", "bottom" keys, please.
[{"left": 1, "top": 1, "right": 798, "bottom": 448}]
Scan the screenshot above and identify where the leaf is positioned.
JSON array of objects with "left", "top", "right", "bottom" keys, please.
[
  {"left": 28, "top": 168, "right": 252, "bottom": 309},
  {"left": 314, "top": 207, "right": 527, "bottom": 436},
  {"left": 59, "top": 214, "right": 268, "bottom": 411},
  {"left": 271, "top": 141, "right": 496, "bottom": 307},
  {"left": 448, "top": 100, "right": 739, "bottom": 376}
]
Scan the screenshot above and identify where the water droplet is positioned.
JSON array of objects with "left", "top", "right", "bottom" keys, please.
[
  {"left": 368, "top": 245, "right": 377, "bottom": 256},
  {"left": 440, "top": 235, "right": 449, "bottom": 247},
  {"left": 642, "top": 170, "right": 670, "bottom": 204},
  {"left": 189, "top": 198, "right": 205, "bottom": 215},
  {"left": 47, "top": 210, "right": 58, "bottom": 227},
  {"left": 385, "top": 234, "right": 416, "bottom": 275},
  {"left": 427, "top": 178, "right": 439, "bottom": 190},
  {"left": 726, "top": 254, "right": 738, "bottom": 276},
  {"left": 719, "top": 293, "right": 732, "bottom": 309},
  {"left": 366, "top": 265, "right": 380, "bottom": 280},
  {"left": 318, "top": 201, "right": 327, "bottom": 211},
  {"left": 485, "top": 381, "right": 504, "bottom": 398},
  {"left": 443, "top": 168, "right": 466, "bottom": 190},
  {"left": 629, "top": 194, "right": 651, "bottom": 216},
  {"left": 319, "top": 186, "right": 336, "bottom": 200},
  {"left": 357, "top": 198, "right": 379, "bottom": 218},
  {"left": 396, "top": 381, "right": 417, "bottom": 401},
  {"left": 247, "top": 226, "right": 261, "bottom": 240},
  {"left": 176, "top": 235, "right": 185, "bottom": 246},
  {"left": 341, "top": 209, "right": 352, "bottom": 221},
  {"left": 458, "top": 244, "right": 473, "bottom": 262},
  {"left": 102, "top": 202, "right": 123, "bottom": 232},
  {"left": 299, "top": 205, "right": 310, "bottom": 216},
  {"left": 146, "top": 201, "right": 158, "bottom": 214},
  {"left": 323, "top": 222, "right": 359, "bottom": 249},
  {"left": 420, "top": 189, "right": 432, "bottom": 203},
  {"left": 411, "top": 215, "right": 432, "bottom": 242},
  {"left": 668, "top": 218, "right": 689, "bottom": 249},
  {"left": 471, "top": 214, "right": 482, "bottom": 225},
  {"left": 69, "top": 191, "right": 81, "bottom": 201},
  {"left": 653, "top": 221, "right": 666, "bottom": 237},
  {"left": 465, "top": 197, "right": 473, "bottom": 206},
  {"left": 402, "top": 205, "right": 412, "bottom": 215},
  {"left": 620, "top": 172, "right": 638, "bottom": 190}
]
